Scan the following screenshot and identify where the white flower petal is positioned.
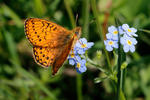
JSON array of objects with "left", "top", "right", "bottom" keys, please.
[
  {"left": 113, "top": 43, "right": 118, "bottom": 48},
  {"left": 108, "top": 26, "right": 117, "bottom": 33},
  {"left": 122, "top": 24, "right": 129, "bottom": 30},
  {"left": 132, "top": 33, "right": 138, "bottom": 37},
  {"left": 106, "top": 33, "right": 112, "bottom": 39},
  {"left": 123, "top": 45, "right": 129, "bottom": 52},
  {"left": 130, "top": 28, "right": 137, "bottom": 33},
  {"left": 120, "top": 37, "right": 125, "bottom": 45},
  {"left": 130, "top": 45, "right": 135, "bottom": 52},
  {"left": 131, "top": 38, "right": 137, "bottom": 45},
  {"left": 106, "top": 46, "right": 113, "bottom": 51},
  {"left": 80, "top": 38, "right": 87, "bottom": 44},
  {"left": 87, "top": 42, "right": 94, "bottom": 48}
]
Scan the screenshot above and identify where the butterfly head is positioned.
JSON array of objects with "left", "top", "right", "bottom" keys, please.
[{"left": 73, "top": 27, "right": 82, "bottom": 39}]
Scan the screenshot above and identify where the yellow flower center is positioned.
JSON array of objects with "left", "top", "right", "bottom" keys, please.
[
  {"left": 81, "top": 44, "right": 87, "bottom": 48},
  {"left": 77, "top": 63, "right": 81, "bottom": 68},
  {"left": 70, "top": 53, "right": 75, "bottom": 58},
  {"left": 128, "top": 29, "right": 131, "bottom": 32},
  {"left": 108, "top": 41, "right": 114, "bottom": 45},
  {"left": 127, "top": 40, "right": 132, "bottom": 45},
  {"left": 113, "top": 31, "right": 118, "bottom": 35}
]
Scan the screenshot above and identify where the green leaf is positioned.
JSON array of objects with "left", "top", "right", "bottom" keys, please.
[
  {"left": 94, "top": 77, "right": 107, "bottom": 83},
  {"left": 120, "top": 89, "right": 126, "bottom": 100}
]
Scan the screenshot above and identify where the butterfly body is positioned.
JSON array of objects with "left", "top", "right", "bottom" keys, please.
[{"left": 25, "top": 18, "right": 81, "bottom": 75}]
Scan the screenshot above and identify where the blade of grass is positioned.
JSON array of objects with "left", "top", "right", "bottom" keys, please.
[
  {"left": 82, "top": 0, "right": 90, "bottom": 39},
  {"left": 1, "top": 4, "right": 23, "bottom": 27},
  {"left": 91, "top": 0, "right": 112, "bottom": 73},
  {"left": 64, "top": 0, "right": 75, "bottom": 28},
  {"left": 33, "top": 0, "right": 46, "bottom": 17},
  {"left": 2, "top": 29, "right": 57, "bottom": 100}
]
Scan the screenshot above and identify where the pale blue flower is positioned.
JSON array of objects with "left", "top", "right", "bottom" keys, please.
[
  {"left": 68, "top": 38, "right": 94, "bottom": 73},
  {"left": 75, "top": 38, "right": 94, "bottom": 54},
  {"left": 122, "top": 24, "right": 138, "bottom": 37},
  {"left": 104, "top": 39, "right": 118, "bottom": 51},
  {"left": 68, "top": 49, "right": 80, "bottom": 65},
  {"left": 106, "top": 26, "right": 119, "bottom": 40},
  {"left": 118, "top": 26, "right": 125, "bottom": 35},
  {"left": 75, "top": 59, "right": 87, "bottom": 74},
  {"left": 120, "top": 34, "right": 137, "bottom": 52}
]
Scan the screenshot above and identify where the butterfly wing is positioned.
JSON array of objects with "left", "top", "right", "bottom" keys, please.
[
  {"left": 33, "top": 46, "right": 61, "bottom": 67},
  {"left": 52, "top": 37, "right": 75, "bottom": 75},
  {"left": 25, "top": 18, "right": 71, "bottom": 47},
  {"left": 33, "top": 37, "right": 74, "bottom": 74}
]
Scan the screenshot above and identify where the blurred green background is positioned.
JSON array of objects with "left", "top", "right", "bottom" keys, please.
[{"left": 0, "top": 0, "right": 150, "bottom": 100}]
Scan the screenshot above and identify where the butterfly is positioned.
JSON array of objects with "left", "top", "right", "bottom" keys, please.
[{"left": 24, "top": 18, "right": 81, "bottom": 75}]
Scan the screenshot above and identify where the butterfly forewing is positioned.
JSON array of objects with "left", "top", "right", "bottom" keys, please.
[{"left": 25, "top": 18, "right": 71, "bottom": 47}]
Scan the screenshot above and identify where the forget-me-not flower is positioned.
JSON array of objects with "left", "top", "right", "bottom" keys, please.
[
  {"left": 120, "top": 34, "right": 138, "bottom": 52},
  {"left": 68, "top": 38, "right": 94, "bottom": 73},
  {"left": 118, "top": 26, "right": 125, "bottom": 35},
  {"left": 122, "top": 24, "right": 138, "bottom": 37},
  {"left": 75, "top": 38, "right": 94, "bottom": 55},
  {"left": 75, "top": 59, "right": 87, "bottom": 74},
  {"left": 104, "top": 24, "right": 138, "bottom": 53},
  {"left": 106, "top": 26, "right": 119, "bottom": 40},
  {"left": 104, "top": 39, "right": 118, "bottom": 51}
]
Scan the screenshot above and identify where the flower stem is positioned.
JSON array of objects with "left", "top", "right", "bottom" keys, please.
[
  {"left": 91, "top": 0, "right": 112, "bottom": 73},
  {"left": 115, "top": 18, "right": 126, "bottom": 100},
  {"left": 64, "top": 0, "right": 75, "bottom": 28},
  {"left": 86, "top": 57, "right": 106, "bottom": 73},
  {"left": 76, "top": 74, "right": 83, "bottom": 100},
  {"left": 82, "top": 0, "right": 90, "bottom": 39}
]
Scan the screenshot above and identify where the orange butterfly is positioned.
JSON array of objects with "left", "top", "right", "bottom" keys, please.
[{"left": 24, "top": 18, "right": 81, "bottom": 75}]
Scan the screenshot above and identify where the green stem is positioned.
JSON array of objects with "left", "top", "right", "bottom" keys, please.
[
  {"left": 83, "top": 55, "right": 106, "bottom": 74},
  {"left": 82, "top": 0, "right": 90, "bottom": 39},
  {"left": 64, "top": 1, "right": 83, "bottom": 100},
  {"left": 115, "top": 18, "right": 126, "bottom": 100},
  {"left": 91, "top": 0, "right": 112, "bottom": 73},
  {"left": 76, "top": 74, "right": 82, "bottom": 100},
  {"left": 64, "top": 0, "right": 75, "bottom": 28},
  {"left": 116, "top": 32, "right": 121, "bottom": 100}
]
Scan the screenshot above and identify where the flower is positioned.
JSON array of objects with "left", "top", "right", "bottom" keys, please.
[
  {"left": 122, "top": 24, "right": 138, "bottom": 37},
  {"left": 68, "top": 49, "right": 80, "bottom": 65},
  {"left": 67, "top": 38, "right": 94, "bottom": 74},
  {"left": 75, "top": 59, "right": 87, "bottom": 74},
  {"left": 104, "top": 24, "right": 138, "bottom": 53},
  {"left": 120, "top": 34, "right": 138, "bottom": 52},
  {"left": 75, "top": 38, "right": 94, "bottom": 54},
  {"left": 118, "top": 26, "right": 125, "bottom": 35},
  {"left": 106, "top": 26, "right": 119, "bottom": 40},
  {"left": 104, "top": 39, "right": 118, "bottom": 51}
]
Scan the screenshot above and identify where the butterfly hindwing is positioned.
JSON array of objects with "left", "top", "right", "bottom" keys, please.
[
  {"left": 33, "top": 46, "right": 61, "bottom": 67},
  {"left": 52, "top": 37, "right": 75, "bottom": 75}
]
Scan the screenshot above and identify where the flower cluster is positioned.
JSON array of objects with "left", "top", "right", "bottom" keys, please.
[
  {"left": 104, "top": 24, "right": 138, "bottom": 53},
  {"left": 68, "top": 38, "right": 94, "bottom": 73}
]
